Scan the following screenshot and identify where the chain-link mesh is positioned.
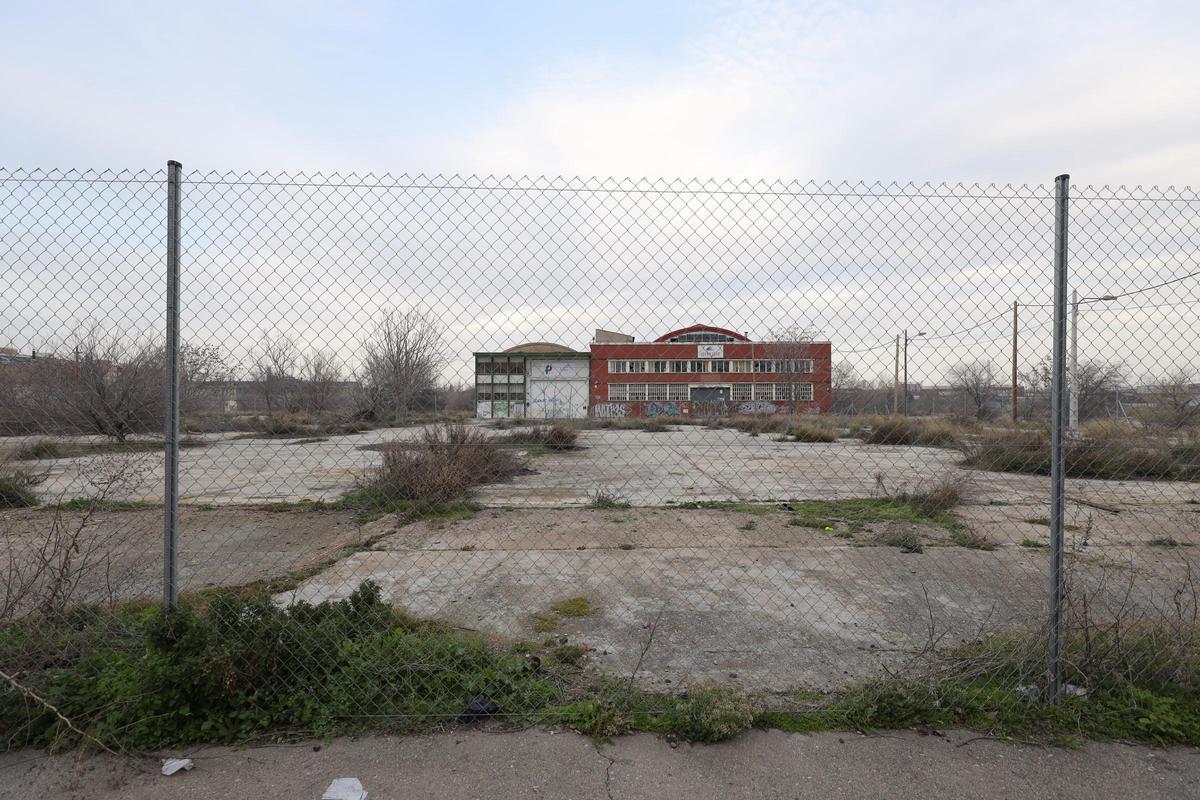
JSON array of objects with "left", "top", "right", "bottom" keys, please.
[{"left": 1, "top": 169, "right": 1197, "bottom": 746}]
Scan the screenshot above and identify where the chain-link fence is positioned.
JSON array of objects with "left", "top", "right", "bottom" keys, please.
[{"left": 1, "top": 167, "right": 1197, "bottom": 747}]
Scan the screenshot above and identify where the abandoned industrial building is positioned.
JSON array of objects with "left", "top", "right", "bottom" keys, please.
[{"left": 473, "top": 325, "right": 832, "bottom": 419}]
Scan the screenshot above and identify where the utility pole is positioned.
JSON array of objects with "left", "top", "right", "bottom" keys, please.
[
  {"left": 902, "top": 329, "right": 909, "bottom": 416},
  {"left": 1011, "top": 300, "right": 1019, "bottom": 423},
  {"left": 893, "top": 335, "right": 900, "bottom": 416},
  {"left": 163, "top": 159, "right": 182, "bottom": 609},
  {"left": 1069, "top": 289, "right": 1079, "bottom": 431}
]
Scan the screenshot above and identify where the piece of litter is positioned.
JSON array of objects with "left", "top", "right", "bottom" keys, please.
[
  {"left": 1015, "top": 685, "right": 1039, "bottom": 701},
  {"left": 1064, "top": 683, "right": 1089, "bottom": 699},
  {"left": 323, "top": 777, "right": 368, "bottom": 800},
  {"left": 161, "top": 758, "right": 194, "bottom": 776}
]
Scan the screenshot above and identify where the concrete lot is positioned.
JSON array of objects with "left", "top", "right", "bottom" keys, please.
[
  {"left": 4, "top": 424, "right": 1197, "bottom": 689},
  {"left": 280, "top": 507, "right": 1198, "bottom": 690},
  {"left": 3, "top": 728, "right": 1197, "bottom": 800}
]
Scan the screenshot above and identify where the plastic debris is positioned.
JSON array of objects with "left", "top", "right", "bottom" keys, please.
[
  {"left": 1064, "top": 683, "right": 1090, "bottom": 699},
  {"left": 160, "top": 757, "right": 194, "bottom": 776},
  {"left": 1016, "top": 685, "right": 1039, "bottom": 700},
  {"left": 323, "top": 777, "right": 368, "bottom": 800}
]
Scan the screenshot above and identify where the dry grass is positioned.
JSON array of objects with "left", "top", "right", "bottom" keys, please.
[
  {"left": 362, "top": 423, "right": 525, "bottom": 508},
  {"left": 861, "top": 417, "right": 960, "bottom": 447},
  {"left": 961, "top": 427, "right": 1199, "bottom": 480},
  {"left": 0, "top": 458, "right": 42, "bottom": 509},
  {"left": 501, "top": 422, "right": 580, "bottom": 451}
]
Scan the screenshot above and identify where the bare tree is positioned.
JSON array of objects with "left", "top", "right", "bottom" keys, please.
[
  {"left": 357, "top": 310, "right": 445, "bottom": 421},
  {"left": 831, "top": 362, "right": 864, "bottom": 415},
  {"left": 1142, "top": 367, "right": 1200, "bottom": 430},
  {"left": 300, "top": 349, "right": 343, "bottom": 415},
  {"left": 766, "top": 325, "right": 820, "bottom": 406},
  {"left": 180, "top": 342, "right": 235, "bottom": 416},
  {"left": 251, "top": 329, "right": 300, "bottom": 415},
  {"left": 31, "top": 329, "right": 165, "bottom": 441},
  {"left": 948, "top": 359, "right": 999, "bottom": 420}
]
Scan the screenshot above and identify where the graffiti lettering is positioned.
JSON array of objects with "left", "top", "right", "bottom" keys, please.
[
  {"left": 736, "top": 400, "right": 777, "bottom": 415},
  {"left": 643, "top": 401, "right": 682, "bottom": 417},
  {"left": 592, "top": 402, "right": 630, "bottom": 418}
]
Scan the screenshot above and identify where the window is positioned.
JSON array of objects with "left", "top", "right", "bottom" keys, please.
[
  {"left": 688, "top": 360, "right": 706, "bottom": 373},
  {"left": 476, "top": 360, "right": 494, "bottom": 375},
  {"left": 627, "top": 360, "right": 647, "bottom": 373},
  {"left": 608, "top": 384, "right": 628, "bottom": 401},
  {"left": 652, "top": 360, "right": 670, "bottom": 373},
  {"left": 753, "top": 360, "right": 774, "bottom": 373},
  {"left": 609, "top": 360, "right": 627, "bottom": 374},
  {"left": 509, "top": 391, "right": 526, "bottom": 403},
  {"left": 646, "top": 384, "right": 669, "bottom": 401},
  {"left": 731, "top": 360, "right": 751, "bottom": 373},
  {"left": 709, "top": 360, "right": 730, "bottom": 373},
  {"left": 507, "top": 361, "right": 525, "bottom": 375},
  {"left": 753, "top": 383, "right": 774, "bottom": 400},
  {"left": 477, "top": 390, "right": 492, "bottom": 401},
  {"left": 667, "top": 331, "right": 738, "bottom": 343},
  {"left": 796, "top": 383, "right": 814, "bottom": 402},
  {"left": 668, "top": 384, "right": 688, "bottom": 401},
  {"left": 671, "top": 360, "right": 688, "bottom": 373},
  {"left": 627, "top": 384, "right": 647, "bottom": 401},
  {"left": 731, "top": 384, "right": 752, "bottom": 401}
]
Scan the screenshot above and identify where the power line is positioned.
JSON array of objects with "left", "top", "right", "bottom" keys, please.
[{"left": 1078, "top": 269, "right": 1200, "bottom": 303}]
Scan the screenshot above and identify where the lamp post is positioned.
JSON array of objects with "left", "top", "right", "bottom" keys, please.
[{"left": 902, "top": 330, "right": 925, "bottom": 416}]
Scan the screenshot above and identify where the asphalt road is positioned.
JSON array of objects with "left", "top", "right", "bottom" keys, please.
[{"left": 3, "top": 728, "right": 1196, "bottom": 800}]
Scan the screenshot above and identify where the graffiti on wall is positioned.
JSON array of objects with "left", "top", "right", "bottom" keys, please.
[
  {"left": 736, "top": 400, "right": 777, "bottom": 415},
  {"left": 592, "top": 402, "right": 630, "bottom": 418},
  {"left": 643, "top": 401, "right": 682, "bottom": 417}
]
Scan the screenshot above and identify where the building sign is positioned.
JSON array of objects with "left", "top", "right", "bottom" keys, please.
[{"left": 697, "top": 344, "right": 724, "bottom": 358}]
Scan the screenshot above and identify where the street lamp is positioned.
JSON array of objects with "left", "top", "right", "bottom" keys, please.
[
  {"left": 903, "top": 329, "right": 925, "bottom": 416},
  {"left": 1069, "top": 292, "right": 1118, "bottom": 430}
]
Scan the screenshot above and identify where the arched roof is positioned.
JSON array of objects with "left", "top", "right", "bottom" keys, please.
[
  {"left": 503, "top": 342, "right": 578, "bottom": 353},
  {"left": 653, "top": 324, "right": 751, "bottom": 343}
]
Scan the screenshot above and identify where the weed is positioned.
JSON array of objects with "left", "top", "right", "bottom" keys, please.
[
  {"left": 617, "top": 543, "right": 635, "bottom": 550},
  {"left": 677, "top": 501, "right": 773, "bottom": 515},
  {"left": 961, "top": 429, "right": 1199, "bottom": 481},
  {"left": 862, "top": 417, "right": 959, "bottom": 447},
  {"left": 14, "top": 439, "right": 62, "bottom": 461},
  {"left": 640, "top": 418, "right": 670, "bottom": 433},
  {"left": 893, "top": 475, "right": 966, "bottom": 516},
  {"left": 502, "top": 423, "right": 580, "bottom": 451},
  {"left": 531, "top": 614, "right": 559, "bottom": 633},
  {"left": 949, "top": 528, "right": 995, "bottom": 551},
  {"left": 1148, "top": 537, "right": 1194, "bottom": 548},
  {"left": 0, "top": 461, "right": 41, "bottom": 508},
  {"left": 42, "top": 499, "right": 157, "bottom": 512},
  {"left": 1020, "top": 538, "right": 1049, "bottom": 548},
  {"left": 588, "top": 490, "right": 630, "bottom": 510},
  {"left": 737, "top": 520, "right": 757, "bottom": 531},
  {"left": 873, "top": 528, "right": 924, "bottom": 553},
  {"left": 675, "top": 683, "right": 755, "bottom": 743},
  {"left": 287, "top": 437, "right": 330, "bottom": 445},
  {"left": 550, "top": 597, "right": 591, "bottom": 617}
]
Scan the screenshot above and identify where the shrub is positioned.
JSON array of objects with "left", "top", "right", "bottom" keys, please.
[
  {"left": 961, "top": 429, "right": 1198, "bottom": 480},
  {"left": 781, "top": 422, "right": 838, "bottom": 443},
  {"left": 261, "top": 412, "right": 314, "bottom": 436},
  {"left": 873, "top": 528, "right": 924, "bottom": 553},
  {"left": 862, "top": 417, "right": 958, "bottom": 447},
  {"left": 503, "top": 422, "right": 579, "bottom": 451},
  {"left": 0, "top": 460, "right": 41, "bottom": 508},
  {"left": 640, "top": 418, "right": 670, "bottom": 433},
  {"left": 14, "top": 439, "right": 62, "bottom": 461},
  {"left": 676, "top": 683, "right": 755, "bottom": 743},
  {"left": 363, "top": 423, "right": 524, "bottom": 510},
  {"left": 895, "top": 476, "right": 966, "bottom": 516},
  {"left": 0, "top": 581, "right": 578, "bottom": 749}
]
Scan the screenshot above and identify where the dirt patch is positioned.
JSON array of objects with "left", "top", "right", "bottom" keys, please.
[{"left": 0, "top": 506, "right": 368, "bottom": 602}]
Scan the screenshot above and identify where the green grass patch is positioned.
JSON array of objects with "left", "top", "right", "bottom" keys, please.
[
  {"left": 549, "top": 597, "right": 592, "bottom": 617},
  {"left": 784, "top": 498, "right": 956, "bottom": 532},
  {"left": 13, "top": 438, "right": 206, "bottom": 459},
  {"left": 0, "top": 470, "right": 40, "bottom": 508},
  {"left": 588, "top": 491, "right": 630, "bottom": 510},
  {"left": 3, "top": 588, "right": 1198, "bottom": 751},
  {"left": 287, "top": 437, "right": 330, "bottom": 445},
  {"left": 1020, "top": 538, "right": 1049, "bottom": 548}
]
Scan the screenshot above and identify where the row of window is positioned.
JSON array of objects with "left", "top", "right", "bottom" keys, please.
[
  {"left": 607, "top": 383, "right": 815, "bottom": 402},
  {"left": 476, "top": 361, "right": 525, "bottom": 375},
  {"left": 609, "top": 359, "right": 814, "bottom": 375},
  {"left": 477, "top": 390, "right": 526, "bottom": 402}
]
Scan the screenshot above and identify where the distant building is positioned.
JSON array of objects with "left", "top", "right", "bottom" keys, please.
[
  {"left": 474, "top": 343, "right": 590, "bottom": 419},
  {"left": 589, "top": 325, "right": 832, "bottom": 418}
]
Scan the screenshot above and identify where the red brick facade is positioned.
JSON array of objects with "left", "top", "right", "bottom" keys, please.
[{"left": 589, "top": 332, "right": 832, "bottom": 418}]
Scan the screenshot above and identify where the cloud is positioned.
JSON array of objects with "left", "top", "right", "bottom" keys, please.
[{"left": 452, "top": 2, "right": 1200, "bottom": 184}]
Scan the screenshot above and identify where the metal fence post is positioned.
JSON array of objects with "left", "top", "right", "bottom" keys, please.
[
  {"left": 1047, "top": 173, "right": 1070, "bottom": 703},
  {"left": 163, "top": 160, "right": 182, "bottom": 608}
]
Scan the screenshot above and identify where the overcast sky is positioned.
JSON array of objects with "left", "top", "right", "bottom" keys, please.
[
  {"left": 3, "top": 2, "right": 1198, "bottom": 388},
  {"left": 3, "top": 1, "right": 1199, "bottom": 185}
]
